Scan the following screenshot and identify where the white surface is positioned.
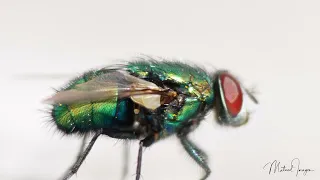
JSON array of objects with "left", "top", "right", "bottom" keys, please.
[{"left": 1, "top": 0, "right": 319, "bottom": 180}]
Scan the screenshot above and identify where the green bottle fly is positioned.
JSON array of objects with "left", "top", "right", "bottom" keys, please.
[{"left": 44, "top": 57, "right": 258, "bottom": 180}]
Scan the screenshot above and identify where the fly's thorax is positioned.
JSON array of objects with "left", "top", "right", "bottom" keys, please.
[
  {"left": 126, "top": 60, "right": 214, "bottom": 103},
  {"left": 157, "top": 91, "right": 213, "bottom": 139},
  {"left": 126, "top": 61, "right": 216, "bottom": 137}
]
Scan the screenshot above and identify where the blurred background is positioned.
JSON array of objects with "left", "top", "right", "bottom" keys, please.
[{"left": 0, "top": 0, "right": 319, "bottom": 180}]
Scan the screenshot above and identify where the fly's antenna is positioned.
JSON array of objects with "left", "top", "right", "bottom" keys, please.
[{"left": 244, "top": 85, "right": 259, "bottom": 104}]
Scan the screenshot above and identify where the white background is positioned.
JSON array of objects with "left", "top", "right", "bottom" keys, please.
[{"left": 1, "top": 0, "right": 319, "bottom": 180}]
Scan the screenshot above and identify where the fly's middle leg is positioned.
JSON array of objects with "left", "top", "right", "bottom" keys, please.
[{"left": 135, "top": 141, "right": 144, "bottom": 180}]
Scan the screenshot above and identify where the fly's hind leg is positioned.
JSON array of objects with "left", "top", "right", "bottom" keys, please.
[
  {"left": 61, "top": 134, "right": 88, "bottom": 179},
  {"left": 59, "top": 130, "right": 102, "bottom": 180},
  {"left": 121, "top": 140, "right": 130, "bottom": 180},
  {"left": 178, "top": 135, "right": 211, "bottom": 180},
  {"left": 77, "top": 134, "right": 88, "bottom": 159}
]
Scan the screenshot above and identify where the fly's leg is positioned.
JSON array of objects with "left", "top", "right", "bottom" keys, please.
[
  {"left": 133, "top": 133, "right": 159, "bottom": 180},
  {"left": 78, "top": 134, "right": 88, "bottom": 158},
  {"left": 143, "top": 116, "right": 162, "bottom": 147},
  {"left": 121, "top": 140, "right": 130, "bottom": 180},
  {"left": 178, "top": 135, "right": 211, "bottom": 180},
  {"left": 59, "top": 130, "right": 102, "bottom": 180},
  {"left": 135, "top": 141, "right": 143, "bottom": 180},
  {"left": 61, "top": 134, "right": 88, "bottom": 179},
  {"left": 134, "top": 112, "right": 161, "bottom": 180}
]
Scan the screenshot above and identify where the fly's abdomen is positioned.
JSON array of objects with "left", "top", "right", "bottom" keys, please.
[
  {"left": 52, "top": 97, "right": 119, "bottom": 133},
  {"left": 51, "top": 69, "right": 133, "bottom": 134}
]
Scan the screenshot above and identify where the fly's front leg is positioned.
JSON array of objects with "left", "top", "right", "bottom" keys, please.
[{"left": 178, "top": 124, "right": 211, "bottom": 180}]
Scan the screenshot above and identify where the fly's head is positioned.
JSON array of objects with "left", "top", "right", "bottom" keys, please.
[{"left": 213, "top": 70, "right": 258, "bottom": 127}]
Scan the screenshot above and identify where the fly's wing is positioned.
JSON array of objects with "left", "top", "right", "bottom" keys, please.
[{"left": 43, "top": 71, "right": 164, "bottom": 110}]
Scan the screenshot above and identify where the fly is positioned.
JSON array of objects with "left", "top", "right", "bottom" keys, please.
[{"left": 43, "top": 58, "right": 259, "bottom": 180}]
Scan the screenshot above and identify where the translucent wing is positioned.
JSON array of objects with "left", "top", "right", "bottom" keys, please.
[{"left": 43, "top": 71, "right": 165, "bottom": 110}]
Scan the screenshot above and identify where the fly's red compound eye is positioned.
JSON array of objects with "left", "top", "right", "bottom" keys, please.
[{"left": 220, "top": 73, "right": 243, "bottom": 117}]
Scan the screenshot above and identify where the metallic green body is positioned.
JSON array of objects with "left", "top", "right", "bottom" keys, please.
[{"left": 52, "top": 60, "right": 214, "bottom": 139}]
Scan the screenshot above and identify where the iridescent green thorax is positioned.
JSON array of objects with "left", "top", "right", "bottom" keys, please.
[
  {"left": 127, "top": 60, "right": 214, "bottom": 105},
  {"left": 127, "top": 60, "right": 215, "bottom": 137}
]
